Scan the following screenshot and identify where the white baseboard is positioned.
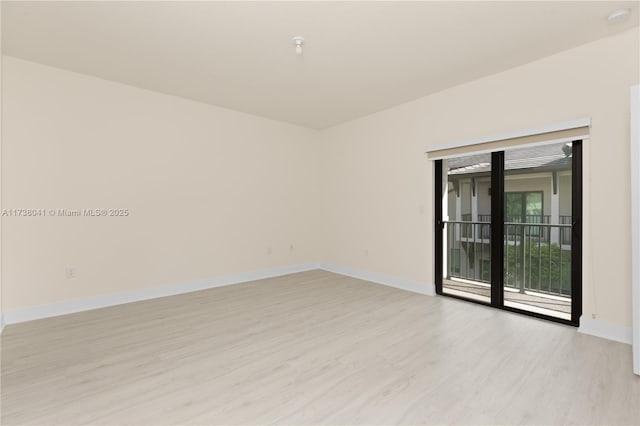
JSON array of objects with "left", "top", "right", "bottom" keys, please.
[
  {"left": 319, "top": 263, "right": 435, "bottom": 296},
  {"left": 578, "top": 317, "right": 632, "bottom": 345},
  {"left": 2, "top": 262, "right": 321, "bottom": 325}
]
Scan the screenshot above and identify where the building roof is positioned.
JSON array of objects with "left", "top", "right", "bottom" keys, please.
[{"left": 447, "top": 143, "right": 572, "bottom": 176}]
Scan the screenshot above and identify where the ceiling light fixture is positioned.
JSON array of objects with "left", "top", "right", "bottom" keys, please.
[
  {"left": 292, "top": 36, "right": 304, "bottom": 55},
  {"left": 607, "top": 8, "right": 631, "bottom": 22}
]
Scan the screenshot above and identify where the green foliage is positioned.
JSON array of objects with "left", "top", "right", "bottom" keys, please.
[{"left": 504, "top": 240, "right": 571, "bottom": 296}]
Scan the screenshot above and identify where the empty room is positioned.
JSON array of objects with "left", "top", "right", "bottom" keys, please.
[{"left": 1, "top": 1, "right": 639, "bottom": 424}]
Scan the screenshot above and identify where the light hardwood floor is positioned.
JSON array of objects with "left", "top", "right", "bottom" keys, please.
[{"left": 1, "top": 270, "right": 639, "bottom": 425}]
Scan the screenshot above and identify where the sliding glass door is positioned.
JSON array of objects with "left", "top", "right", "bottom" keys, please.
[
  {"left": 435, "top": 141, "right": 582, "bottom": 326},
  {"left": 437, "top": 152, "right": 492, "bottom": 303}
]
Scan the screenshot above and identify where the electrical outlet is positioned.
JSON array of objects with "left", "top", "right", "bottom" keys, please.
[
  {"left": 267, "top": 247, "right": 272, "bottom": 256},
  {"left": 289, "top": 244, "right": 294, "bottom": 253},
  {"left": 65, "top": 267, "right": 77, "bottom": 279},
  {"left": 363, "top": 249, "right": 369, "bottom": 257},
  {"left": 592, "top": 313, "right": 596, "bottom": 319}
]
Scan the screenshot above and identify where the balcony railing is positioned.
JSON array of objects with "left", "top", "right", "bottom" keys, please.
[
  {"left": 445, "top": 220, "right": 572, "bottom": 297},
  {"left": 462, "top": 214, "right": 551, "bottom": 223},
  {"left": 504, "top": 222, "right": 572, "bottom": 296},
  {"left": 446, "top": 221, "right": 491, "bottom": 284},
  {"left": 560, "top": 215, "right": 572, "bottom": 243},
  {"left": 458, "top": 214, "right": 571, "bottom": 244}
]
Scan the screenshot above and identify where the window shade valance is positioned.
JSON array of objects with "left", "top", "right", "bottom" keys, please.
[{"left": 425, "top": 118, "right": 590, "bottom": 160}]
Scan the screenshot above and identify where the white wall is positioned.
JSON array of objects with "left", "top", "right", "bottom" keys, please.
[
  {"left": 0, "top": 3, "right": 3, "bottom": 331},
  {"left": 320, "top": 27, "right": 639, "bottom": 329},
  {"left": 1, "top": 56, "right": 320, "bottom": 312},
  {"left": 631, "top": 84, "right": 640, "bottom": 374}
]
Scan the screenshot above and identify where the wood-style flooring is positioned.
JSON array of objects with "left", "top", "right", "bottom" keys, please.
[{"left": 1, "top": 270, "right": 639, "bottom": 425}]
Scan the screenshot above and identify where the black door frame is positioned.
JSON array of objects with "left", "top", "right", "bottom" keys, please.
[{"left": 434, "top": 140, "right": 583, "bottom": 327}]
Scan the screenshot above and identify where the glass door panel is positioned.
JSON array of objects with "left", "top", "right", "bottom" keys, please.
[
  {"left": 503, "top": 143, "right": 573, "bottom": 320},
  {"left": 441, "top": 153, "right": 492, "bottom": 303}
]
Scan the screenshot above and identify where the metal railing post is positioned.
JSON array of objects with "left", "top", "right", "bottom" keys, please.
[{"left": 520, "top": 225, "right": 526, "bottom": 293}]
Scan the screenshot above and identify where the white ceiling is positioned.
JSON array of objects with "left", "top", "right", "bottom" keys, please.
[{"left": 2, "top": 1, "right": 638, "bottom": 129}]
